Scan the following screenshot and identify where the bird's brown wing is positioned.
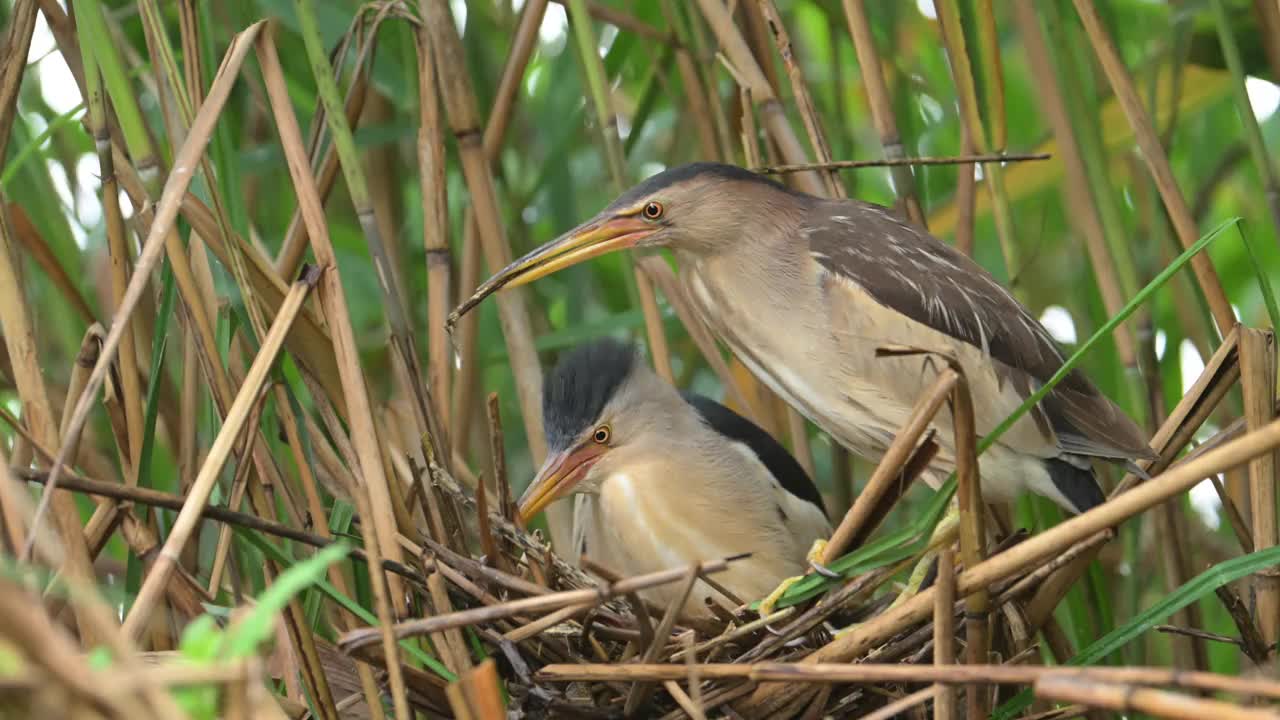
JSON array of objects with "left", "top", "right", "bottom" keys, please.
[{"left": 805, "top": 200, "right": 1156, "bottom": 462}]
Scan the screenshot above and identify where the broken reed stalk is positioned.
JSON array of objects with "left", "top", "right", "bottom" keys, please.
[
  {"left": 254, "top": 25, "right": 411, "bottom": 720},
  {"left": 950, "top": 369, "right": 987, "bottom": 720},
  {"left": 1240, "top": 328, "right": 1279, "bottom": 649},
  {"left": 1025, "top": 326, "right": 1241, "bottom": 631},
  {"left": 748, "top": 409, "right": 1280, "bottom": 712},
  {"left": 933, "top": 549, "right": 957, "bottom": 720}
]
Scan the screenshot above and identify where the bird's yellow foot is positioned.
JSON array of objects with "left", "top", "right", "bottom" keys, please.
[{"left": 757, "top": 539, "right": 832, "bottom": 617}]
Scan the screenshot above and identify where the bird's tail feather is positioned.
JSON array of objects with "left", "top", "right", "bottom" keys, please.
[{"left": 1045, "top": 457, "right": 1106, "bottom": 514}]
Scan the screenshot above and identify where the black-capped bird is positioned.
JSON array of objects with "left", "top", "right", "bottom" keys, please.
[
  {"left": 458, "top": 162, "right": 1156, "bottom": 528},
  {"left": 518, "top": 338, "right": 832, "bottom": 617}
]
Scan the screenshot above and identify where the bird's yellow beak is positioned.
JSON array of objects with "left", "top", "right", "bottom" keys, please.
[
  {"left": 449, "top": 213, "right": 656, "bottom": 328},
  {"left": 503, "top": 213, "right": 656, "bottom": 289},
  {"left": 516, "top": 442, "right": 609, "bottom": 527}
]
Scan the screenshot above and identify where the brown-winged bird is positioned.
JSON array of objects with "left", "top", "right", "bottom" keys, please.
[
  {"left": 458, "top": 162, "right": 1156, "bottom": 523},
  {"left": 519, "top": 338, "right": 832, "bottom": 617}
]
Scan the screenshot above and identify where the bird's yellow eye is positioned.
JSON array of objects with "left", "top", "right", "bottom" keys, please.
[
  {"left": 642, "top": 201, "right": 664, "bottom": 220},
  {"left": 592, "top": 425, "right": 611, "bottom": 444}
]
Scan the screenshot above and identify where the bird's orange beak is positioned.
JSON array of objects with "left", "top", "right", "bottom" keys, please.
[
  {"left": 449, "top": 213, "right": 657, "bottom": 328},
  {"left": 516, "top": 442, "right": 609, "bottom": 527}
]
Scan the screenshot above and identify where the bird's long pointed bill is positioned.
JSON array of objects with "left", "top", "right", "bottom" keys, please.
[
  {"left": 447, "top": 214, "right": 655, "bottom": 332},
  {"left": 516, "top": 443, "right": 607, "bottom": 527}
]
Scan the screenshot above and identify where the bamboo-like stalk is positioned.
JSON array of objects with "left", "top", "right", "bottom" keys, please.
[
  {"left": 1070, "top": 0, "right": 1235, "bottom": 337},
  {"left": 448, "top": 0, "right": 548, "bottom": 465},
  {"left": 541, "top": 662, "right": 1280, "bottom": 696},
  {"left": 417, "top": 26, "right": 452, "bottom": 437},
  {"left": 81, "top": 40, "right": 144, "bottom": 482},
  {"left": 1240, "top": 328, "right": 1279, "bottom": 650},
  {"left": 422, "top": 0, "right": 548, "bottom": 473},
  {"left": 934, "top": 0, "right": 1020, "bottom": 288},
  {"left": 933, "top": 549, "right": 957, "bottom": 720},
  {"left": 0, "top": 1, "right": 103, "bottom": 644},
  {"left": 757, "top": 0, "right": 840, "bottom": 198},
  {"left": 255, "top": 25, "right": 410, "bottom": 720},
  {"left": 840, "top": 0, "right": 926, "bottom": 227},
  {"left": 294, "top": 0, "right": 447, "bottom": 484},
  {"left": 951, "top": 371, "right": 987, "bottom": 719}
]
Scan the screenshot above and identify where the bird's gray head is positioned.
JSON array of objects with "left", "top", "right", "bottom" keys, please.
[
  {"left": 459, "top": 163, "right": 812, "bottom": 313},
  {"left": 517, "top": 338, "right": 692, "bottom": 526}
]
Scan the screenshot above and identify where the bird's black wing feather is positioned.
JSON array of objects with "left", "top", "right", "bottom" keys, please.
[
  {"left": 680, "top": 391, "right": 827, "bottom": 518},
  {"left": 805, "top": 200, "right": 1155, "bottom": 462}
]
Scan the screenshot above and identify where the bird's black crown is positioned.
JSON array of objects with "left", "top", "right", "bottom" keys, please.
[
  {"left": 542, "top": 338, "right": 639, "bottom": 451},
  {"left": 610, "top": 161, "right": 796, "bottom": 210}
]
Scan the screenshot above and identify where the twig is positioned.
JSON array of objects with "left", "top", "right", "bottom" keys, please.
[{"left": 754, "top": 152, "right": 1050, "bottom": 175}]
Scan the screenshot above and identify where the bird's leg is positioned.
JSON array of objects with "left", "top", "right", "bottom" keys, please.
[
  {"left": 887, "top": 497, "right": 960, "bottom": 609},
  {"left": 756, "top": 538, "right": 830, "bottom": 617},
  {"left": 828, "top": 499, "right": 961, "bottom": 639}
]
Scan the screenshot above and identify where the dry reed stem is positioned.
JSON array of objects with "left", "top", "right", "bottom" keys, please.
[
  {"left": 757, "top": 0, "right": 840, "bottom": 198},
  {"left": 1240, "top": 328, "right": 1279, "bottom": 649},
  {"left": 545, "top": 662, "right": 1280, "bottom": 698},
  {"left": 340, "top": 557, "right": 735, "bottom": 650},
  {"left": 821, "top": 368, "right": 959, "bottom": 564},
  {"left": 417, "top": 24, "right": 452, "bottom": 436},
  {"left": 749, "top": 407, "right": 1280, "bottom": 712},
  {"left": 0, "top": 162, "right": 103, "bottom": 649},
  {"left": 1071, "top": 0, "right": 1235, "bottom": 335},
  {"left": 0, "top": 0, "right": 38, "bottom": 161},
  {"left": 626, "top": 568, "right": 701, "bottom": 715},
  {"left": 841, "top": 0, "right": 926, "bottom": 226},
  {"left": 122, "top": 267, "right": 317, "bottom": 638},
  {"left": 1033, "top": 676, "right": 1280, "bottom": 720},
  {"left": 26, "top": 19, "right": 267, "bottom": 557},
  {"left": 933, "top": 548, "right": 957, "bottom": 720},
  {"left": 635, "top": 264, "right": 675, "bottom": 383},
  {"left": 422, "top": 0, "right": 547, "bottom": 464},
  {"left": 254, "top": 30, "right": 414, "bottom": 718},
  {"left": 693, "top": 0, "right": 825, "bottom": 196},
  {"left": 635, "top": 256, "right": 756, "bottom": 414},
  {"left": 951, "top": 370, "right": 987, "bottom": 719},
  {"left": 448, "top": 0, "right": 547, "bottom": 465}
]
